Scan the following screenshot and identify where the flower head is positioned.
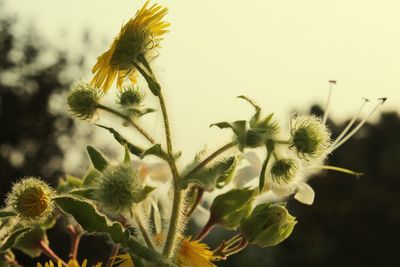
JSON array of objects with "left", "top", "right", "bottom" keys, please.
[
  {"left": 270, "top": 158, "right": 299, "bottom": 185},
  {"left": 177, "top": 237, "right": 217, "bottom": 267},
  {"left": 91, "top": 1, "right": 170, "bottom": 93},
  {"left": 94, "top": 165, "right": 154, "bottom": 213},
  {"left": 118, "top": 86, "right": 145, "bottom": 107},
  {"left": 290, "top": 114, "right": 331, "bottom": 160},
  {"left": 6, "top": 177, "right": 54, "bottom": 224},
  {"left": 67, "top": 81, "right": 100, "bottom": 120}
]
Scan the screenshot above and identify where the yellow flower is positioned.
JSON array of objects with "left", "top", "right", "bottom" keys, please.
[
  {"left": 112, "top": 254, "right": 134, "bottom": 267},
  {"left": 177, "top": 237, "right": 217, "bottom": 267},
  {"left": 37, "top": 259, "right": 102, "bottom": 267},
  {"left": 91, "top": 1, "right": 170, "bottom": 93}
]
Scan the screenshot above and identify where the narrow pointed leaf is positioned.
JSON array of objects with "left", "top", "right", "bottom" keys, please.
[
  {"left": 87, "top": 146, "right": 109, "bottom": 172},
  {"left": 0, "top": 211, "right": 17, "bottom": 218},
  {"left": 96, "top": 124, "right": 144, "bottom": 157},
  {"left": 0, "top": 228, "right": 30, "bottom": 252}
]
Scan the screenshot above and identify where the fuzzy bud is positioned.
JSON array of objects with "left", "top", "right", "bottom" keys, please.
[
  {"left": 67, "top": 81, "right": 100, "bottom": 119},
  {"left": 94, "top": 165, "right": 154, "bottom": 213},
  {"left": 118, "top": 86, "right": 145, "bottom": 107},
  {"left": 6, "top": 177, "right": 55, "bottom": 223},
  {"left": 241, "top": 203, "right": 296, "bottom": 247},
  {"left": 270, "top": 159, "right": 299, "bottom": 184},
  {"left": 291, "top": 115, "right": 331, "bottom": 159}
]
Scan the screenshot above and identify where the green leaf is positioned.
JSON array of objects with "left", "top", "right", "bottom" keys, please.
[
  {"left": 57, "top": 175, "right": 83, "bottom": 193},
  {"left": 87, "top": 146, "right": 109, "bottom": 172},
  {"left": 0, "top": 211, "right": 17, "bottom": 218},
  {"left": 96, "top": 124, "right": 144, "bottom": 157},
  {"left": 69, "top": 188, "right": 96, "bottom": 200},
  {"left": 82, "top": 166, "right": 102, "bottom": 186},
  {"left": 140, "top": 144, "right": 165, "bottom": 159},
  {"left": 54, "top": 196, "right": 164, "bottom": 262},
  {"left": 0, "top": 228, "right": 30, "bottom": 252},
  {"left": 180, "top": 156, "right": 237, "bottom": 191},
  {"left": 15, "top": 226, "right": 47, "bottom": 258},
  {"left": 54, "top": 196, "right": 125, "bottom": 244},
  {"left": 123, "top": 145, "right": 131, "bottom": 166},
  {"left": 211, "top": 120, "right": 247, "bottom": 151}
]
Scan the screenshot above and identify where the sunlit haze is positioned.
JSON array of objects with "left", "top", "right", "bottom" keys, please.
[{"left": 6, "top": 0, "right": 400, "bottom": 160}]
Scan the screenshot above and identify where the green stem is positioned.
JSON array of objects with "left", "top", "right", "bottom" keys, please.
[
  {"left": 133, "top": 61, "right": 182, "bottom": 258},
  {"left": 96, "top": 104, "right": 155, "bottom": 144},
  {"left": 312, "top": 165, "right": 363, "bottom": 177}
]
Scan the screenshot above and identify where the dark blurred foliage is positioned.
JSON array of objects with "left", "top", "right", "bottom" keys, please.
[
  {"left": 1, "top": 7, "right": 399, "bottom": 267},
  {"left": 219, "top": 106, "right": 400, "bottom": 267},
  {"left": 0, "top": 12, "right": 110, "bottom": 266}
]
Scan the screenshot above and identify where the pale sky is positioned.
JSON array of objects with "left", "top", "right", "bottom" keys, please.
[{"left": 5, "top": 0, "right": 400, "bottom": 161}]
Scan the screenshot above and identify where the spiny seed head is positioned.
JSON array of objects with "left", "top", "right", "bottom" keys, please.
[
  {"left": 118, "top": 86, "right": 145, "bottom": 107},
  {"left": 291, "top": 114, "right": 331, "bottom": 159},
  {"left": 95, "top": 165, "right": 144, "bottom": 213},
  {"left": 270, "top": 159, "right": 299, "bottom": 184},
  {"left": 67, "top": 81, "right": 100, "bottom": 120},
  {"left": 6, "top": 177, "right": 55, "bottom": 223}
]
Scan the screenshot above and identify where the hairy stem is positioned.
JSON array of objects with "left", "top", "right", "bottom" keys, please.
[
  {"left": 132, "top": 209, "right": 155, "bottom": 250},
  {"left": 96, "top": 104, "right": 155, "bottom": 144},
  {"left": 39, "top": 240, "right": 67, "bottom": 267}
]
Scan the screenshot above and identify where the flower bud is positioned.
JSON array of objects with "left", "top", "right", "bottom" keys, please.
[
  {"left": 209, "top": 189, "right": 255, "bottom": 230},
  {"left": 241, "top": 203, "right": 296, "bottom": 247},
  {"left": 6, "top": 177, "right": 54, "bottom": 223},
  {"left": 94, "top": 165, "right": 154, "bottom": 213},
  {"left": 118, "top": 86, "right": 145, "bottom": 107},
  {"left": 270, "top": 159, "right": 299, "bottom": 184},
  {"left": 67, "top": 81, "right": 100, "bottom": 119},
  {"left": 291, "top": 114, "right": 331, "bottom": 159}
]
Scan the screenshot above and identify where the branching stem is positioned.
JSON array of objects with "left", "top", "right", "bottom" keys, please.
[{"left": 96, "top": 103, "right": 155, "bottom": 144}]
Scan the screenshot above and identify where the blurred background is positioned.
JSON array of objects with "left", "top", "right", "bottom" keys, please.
[{"left": 1, "top": 0, "right": 399, "bottom": 266}]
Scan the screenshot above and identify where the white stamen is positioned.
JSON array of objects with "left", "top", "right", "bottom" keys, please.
[
  {"left": 329, "top": 98, "right": 386, "bottom": 152},
  {"left": 322, "top": 80, "right": 336, "bottom": 124},
  {"left": 330, "top": 98, "right": 369, "bottom": 149}
]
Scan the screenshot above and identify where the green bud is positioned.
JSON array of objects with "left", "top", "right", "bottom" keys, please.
[
  {"left": 94, "top": 165, "right": 154, "bottom": 213},
  {"left": 209, "top": 189, "right": 255, "bottom": 229},
  {"left": 270, "top": 159, "right": 299, "bottom": 184},
  {"left": 67, "top": 81, "right": 100, "bottom": 120},
  {"left": 6, "top": 177, "right": 55, "bottom": 224},
  {"left": 291, "top": 114, "right": 331, "bottom": 159},
  {"left": 118, "top": 86, "right": 145, "bottom": 107},
  {"left": 241, "top": 203, "right": 296, "bottom": 247}
]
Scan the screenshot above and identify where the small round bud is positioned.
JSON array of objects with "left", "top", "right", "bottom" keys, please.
[
  {"left": 95, "top": 165, "right": 153, "bottom": 213},
  {"left": 67, "top": 81, "right": 100, "bottom": 119},
  {"left": 118, "top": 86, "right": 145, "bottom": 107},
  {"left": 291, "top": 114, "right": 331, "bottom": 159},
  {"left": 6, "top": 177, "right": 55, "bottom": 223},
  {"left": 209, "top": 189, "right": 254, "bottom": 230},
  {"left": 270, "top": 159, "right": 299, "bottom": 184},
  {"left": 241, "top": 203, "right": 296, "bottom": 247}
]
